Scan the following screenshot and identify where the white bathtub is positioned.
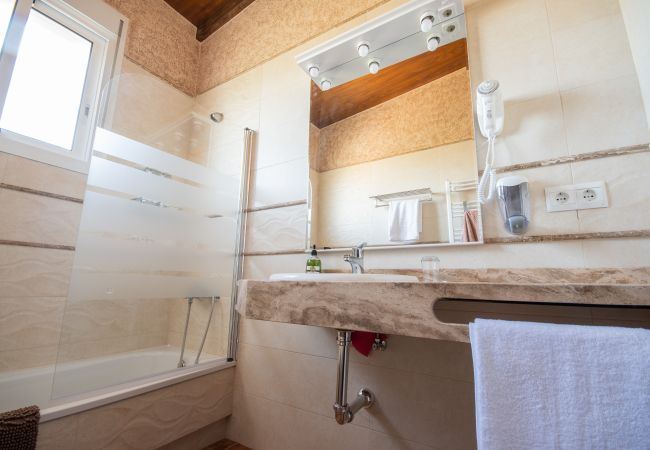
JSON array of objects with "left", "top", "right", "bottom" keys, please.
[{"left": 0, "top": 346, "right": 234, "bottom": 422}]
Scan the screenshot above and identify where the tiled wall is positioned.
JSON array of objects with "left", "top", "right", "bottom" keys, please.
[
  {"left": 314, "top": 140, "right": 477, "bottom": 247},
  {"left": 225, "top": 0, "right": 650, "bottom": 448},
  {"left": 37, "top": 368, "right": 233, "bottom": 450},
  {"left": 315, "top": 69, "right": 473, "bottom": 172},
  {"left": 0, "top": 154, "right": 85, "bottom": 371}
]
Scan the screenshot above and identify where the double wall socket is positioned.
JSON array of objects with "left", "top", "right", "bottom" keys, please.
[{"left": 545, "top": 181, "right": 609, "bottom": 212}]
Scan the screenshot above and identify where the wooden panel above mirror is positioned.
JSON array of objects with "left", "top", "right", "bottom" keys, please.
[{"left": 310, "top": 39, "right": 469, "bottom": 129}]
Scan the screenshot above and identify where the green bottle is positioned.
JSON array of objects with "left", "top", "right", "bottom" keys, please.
[{"left": 306, "top": 245, "right": 322, "bottom": 273}]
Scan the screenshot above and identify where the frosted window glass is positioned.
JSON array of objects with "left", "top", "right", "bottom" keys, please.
[
  {"left": 0, "top": 0, "right": 14, "bottom": 48},
  {"left": 0, "top": 9, "right": 91, "bottom": 150}
]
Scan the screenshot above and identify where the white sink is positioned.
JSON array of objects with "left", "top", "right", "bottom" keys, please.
[{"left": 269, "top": 273, "right": 418, "bottom": 283}]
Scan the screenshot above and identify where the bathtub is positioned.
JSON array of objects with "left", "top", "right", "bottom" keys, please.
[{"left": 0, "top": 346, "right": 234, "bottom": 422}]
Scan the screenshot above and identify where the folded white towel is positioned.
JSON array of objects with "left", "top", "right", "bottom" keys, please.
[
  {"left": 470, "top": 319, "right": 650, "bottom": 450},
  {"left": 388, "top": 199, "right": 422, "bottom": 242}
]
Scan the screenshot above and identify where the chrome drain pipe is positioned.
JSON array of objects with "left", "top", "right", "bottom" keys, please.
[{"left": 333, "top": 330, "right": 374, "bottom": 425}]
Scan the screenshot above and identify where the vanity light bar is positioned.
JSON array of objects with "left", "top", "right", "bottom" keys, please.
[{"left": 295, "top": 0, "right": 465, "bottom": 90}]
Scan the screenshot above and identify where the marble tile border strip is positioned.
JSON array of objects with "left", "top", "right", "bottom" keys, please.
[
  {"left": 0, "top": 239, "right": 76, "bottom": 251},
  {"left": 0, "top": 182, "right": 84, "bottom": 204},
  {"left": 484, "top": 229, "right": 650, "bottom": 244},
  {"left": 245, "top": 199, "right": 307, "bottom": 213},
  {"left": 480, "top": 143, "right": 650, "bottom": 175}
]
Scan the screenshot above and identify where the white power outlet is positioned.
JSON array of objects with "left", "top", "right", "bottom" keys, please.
[{"left": 545, "top": 181, "right": 608, "bottom": 212}]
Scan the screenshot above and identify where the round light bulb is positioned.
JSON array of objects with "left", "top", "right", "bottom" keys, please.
[
  {"left": 357, "top": 43, "right": 370, "bottom": 57},
  {"left": 308, "top": 65, "right": 319, "bottom": 77},
  {"left": 427, "top": 36, "right": 440, "bottom": 52},
  {"left": 368, "top": 60, "right": 380, "bottom": 75},
  {"left": 321, "top": 80, "right": 332, "bottom": 91},
  {"left": 420, "top": 15, "right": 434, "bottom": 32}
]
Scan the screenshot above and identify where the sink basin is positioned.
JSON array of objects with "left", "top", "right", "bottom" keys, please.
[{"left": 269, "top": 273, "right": 418, "bottom": 283}]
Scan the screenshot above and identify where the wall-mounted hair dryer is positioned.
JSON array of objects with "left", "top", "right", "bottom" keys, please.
[{"left": 476, "top": 80, "right": 504, "bottom": 204}]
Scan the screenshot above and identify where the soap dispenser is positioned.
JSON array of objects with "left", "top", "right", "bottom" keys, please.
[
  {"left": 306, "top": 245, "right": 322, "bottom": 273},
  {"left": 496, "top": 175, "right": 530, "bottom": 235}
]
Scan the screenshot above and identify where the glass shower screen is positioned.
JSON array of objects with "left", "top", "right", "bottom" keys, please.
[{"left": 49, "top": 66, "right": 257, "bottom": 400}]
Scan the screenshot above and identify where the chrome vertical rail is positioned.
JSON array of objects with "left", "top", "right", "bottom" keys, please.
[
  {"left": 333, "top": 330, "right": 374, "bottom": 424},
  {"left": 194, "top": 296, "right": 219, "bottom": 365},
  {"left": 227, "top": 128, "right": 255, "bottom": 361},
  {"left": 177, "top": 297, "right": 194, "bottom": 368}
]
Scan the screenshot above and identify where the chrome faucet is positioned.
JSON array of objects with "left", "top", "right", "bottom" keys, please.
[{"left": 344, "top": 242, "right": 366, "bottom": 273}]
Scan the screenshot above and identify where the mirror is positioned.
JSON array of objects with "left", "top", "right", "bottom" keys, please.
[{"left": 306, "top": 11, "right": 480, "bottom": 250}]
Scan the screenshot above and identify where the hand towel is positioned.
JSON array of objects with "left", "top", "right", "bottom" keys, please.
[
  {"left": 470, "top": 319, "right": 650, "bottom": 450},
  {"left": 388, "top": 199, "right": 422, "bottom": 242},
  {"left": 462, "top": 209, "right": 479, "bottom": 242}
]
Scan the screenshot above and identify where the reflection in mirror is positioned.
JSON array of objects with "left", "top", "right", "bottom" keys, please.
[{"left": 307, "top": 14, "right": 481, "bottom": 249}]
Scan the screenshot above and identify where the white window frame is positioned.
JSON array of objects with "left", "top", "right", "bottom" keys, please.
[{"left": 0, "top": 0, "right": 112, "bottom": 173}]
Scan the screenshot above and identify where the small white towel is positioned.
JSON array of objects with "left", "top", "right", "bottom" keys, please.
[
  {"left": 388, "top": 199, "right": 422, "bottom": 242},
  {"left": 470, "top": 319, "right": 650, "bottom": 450}
]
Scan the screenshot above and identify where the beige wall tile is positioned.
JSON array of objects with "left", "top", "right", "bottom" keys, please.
[
  {"left": 243, "top": 253, "right": 307, "bottom": 280},
  {"left": 158, "top": 418, "right": 227, "bottom": 450},
  {"left": 551, "top": 12, "right": 637, "bottom": 91},
  {"left": 0, "top": 190, "right": 82, "bottom": 246},
  {"left": 349, "top": 336, "right": 474, "bottom": 383},
  {"left": 36, "top": 413, "right": 79, "bottom": 450},
  {"left": 0, "top": 297, "right": 65, "bottom": 352},
  {"left": 245, "top": 204, "right": 307, "bottom": 253},
  {"left": 0, "top": 345, "right": 58, "bottom": 371},
  {"left": 466, "top": 0, "right": 558, "bottom": 101},
  {"left": 235, "top": 343, "right": 342, "bottom": 421},
  {"left": 227, "top": 387, "right": 370, "bottom": 450},
  {"left": 1, "top": 154, "right": 87, "bottom": 199},
  {"left": 239, "top": 319, "right": 338, "bottom": 359},
  {"left": 251, "top": 157, "right": 309, "bottom": 208},
  {"left": 75, "top": 368, "right": 233, "bottom": 449},
  {"left": 561, "top": 75, "right": 650, "bottom": 155},
  {"left": 59, "top": 298, "right": 169, "bottom": 345},
  {"left": 573, "top": 152, "right": 650, "bottom": 233},
  {"left": 545, "top": 0, "right": 622, "bottom": 31},
  {"left": 0, "top": 246, "right": 74, "bottom": 297}
]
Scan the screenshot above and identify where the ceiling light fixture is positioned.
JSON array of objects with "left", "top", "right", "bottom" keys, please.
[
  {"left": 321, "top": 79, "right": 332, "bottom": 91},
  {"left": 368, "top": 60, "right": 380, "bottom": 75},
  {"left": 420, "top": 13, "right": 435, "bottom": 32},
  {"left": 427, "top": 36, "right": 440, "bottom": 51},
  {"left": 308, "top": 65, "right": 320, "bottom": 77},
  {"left": 357, "top": 42, "right": 370, "bottom": 57}
]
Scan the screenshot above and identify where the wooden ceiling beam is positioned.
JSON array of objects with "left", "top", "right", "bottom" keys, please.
[{"left": 311, "top": 39, "right": 468, "bottom": 129}]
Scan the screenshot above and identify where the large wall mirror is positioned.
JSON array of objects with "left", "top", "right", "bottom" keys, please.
[{"left": 302, "top": 2, "right": 481, "bottom": 250}]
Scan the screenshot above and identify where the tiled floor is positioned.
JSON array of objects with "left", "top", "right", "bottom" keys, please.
[{"left": 204, "top": 439, "right": 252, "bottom": 450}]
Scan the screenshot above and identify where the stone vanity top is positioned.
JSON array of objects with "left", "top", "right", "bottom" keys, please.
[{"left": 238, "top": 268, "right": 650, "bottom": 342}]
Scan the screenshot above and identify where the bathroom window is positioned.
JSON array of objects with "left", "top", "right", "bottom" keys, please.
[{"left": 0, "top": 0, "right": 108, "bottom": 172}]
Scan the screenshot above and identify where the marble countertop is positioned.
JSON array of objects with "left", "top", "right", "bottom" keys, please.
[{"left": 239, "top": 270, "right": 650, "bottom": 342}]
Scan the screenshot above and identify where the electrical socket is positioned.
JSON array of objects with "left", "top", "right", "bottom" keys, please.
[{"left": 545, "top": 182, "right": 608, "bottom": 212}]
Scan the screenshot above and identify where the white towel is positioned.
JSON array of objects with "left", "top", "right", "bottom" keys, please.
[
  {"left": 388, "top": 199, "right": 422, "bottom": 242},
  {"left": 470, "top": 319, "right": 650, "bottom": 450}
]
